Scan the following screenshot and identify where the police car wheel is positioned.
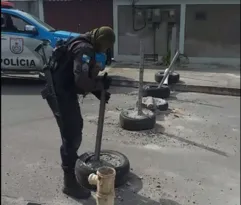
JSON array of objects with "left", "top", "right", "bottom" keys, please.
[
  {"left": 75, "top": 150, "right": 130, "bottom": 190},
  {"left": 119, "top": 109, "right": 156, "bottom": 131},
  {"left": 155, "top": 71, "right": 180, "bottom": 84},
  {"left": 143, "top": 84, "right": 171, "bottom": 99}
]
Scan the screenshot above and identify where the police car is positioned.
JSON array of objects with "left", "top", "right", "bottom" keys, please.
[{"left": 1, "top": 1, "right": 112, "bottom": 75}]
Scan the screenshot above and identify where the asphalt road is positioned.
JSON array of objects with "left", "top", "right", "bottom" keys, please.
[{"left": 1, "top": 79, "right": 240, "bottom": 205}]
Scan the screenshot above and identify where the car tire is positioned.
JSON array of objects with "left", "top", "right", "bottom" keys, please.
[
  {"left": 119, "top": 109, "right": 156, "bottom": 131},
  {"left": 143, "top": 85, "right": 171, "bottom": 99},
  {"left": 155, "top": 71, "right": 180, "bottom": 84},
  {"left": 75, "top": 150, "right": 130, "bottom": 190},
  {"left": 155, "top": 98, "right": 169, "bottom": 111}
]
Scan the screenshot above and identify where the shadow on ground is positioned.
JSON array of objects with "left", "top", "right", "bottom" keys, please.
[
  {"left": 175, "top": 80, "right": 185, "bottom": 85},
  {"left": 150, "top": 104, "right": 229, "bottom": 157},
  {"left": 154, "top": 112, "right": 229, "bottom": 157},
  {"left": 155, "top": 109, "right": 172, "bottom": 122},
  {"left": 168, "top": 91, "right": 223, "bottom": 108},
  {"left": 1, "top": 77, "right": 138, "bottom": 96},
  {"left": 163, "top": 131, "right": 228, "bottom": 157},
  {"left": 109, "top": 86, "right": 137, "bottom": 95},
  {"left": 115, "top": 172, "right": 181, "bottom": 205},
  {"left": 80, "top": 172, "right": 182, "bottom": 205},
  {"left": 1, "top": 77, "right": 44, "bottom": 85},
  {"left": 2, "top": 78, "right": 44, "bottom": 95},
  {"left": 109, "top": 75, "right": 135, "bottom": 82}
]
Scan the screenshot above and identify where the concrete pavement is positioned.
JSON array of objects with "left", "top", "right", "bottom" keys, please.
[
  {"left": 1, "top": 82, "right": 240, "bottom": 205},
  {"left": 106, "top": 65, "right": 240, "bottom": 96},
  {"left": 2, "top": 64, "right": 240, "bottom": 96}
]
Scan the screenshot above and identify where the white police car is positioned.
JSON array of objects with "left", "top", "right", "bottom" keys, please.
[{"left": 1, "top": 1, "right": 81, "bottom": 74}]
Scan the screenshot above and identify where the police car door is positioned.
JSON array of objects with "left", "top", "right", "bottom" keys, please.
[{"left": 1, "top": 12, "right": 42, "bottom": 72}]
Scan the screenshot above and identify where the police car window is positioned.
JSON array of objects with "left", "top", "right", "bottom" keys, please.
[
  {"left": 26, "top": 13, "right": 55, "bottom": 31},
  {"left": 17, "top": 10, "right": 55, "bottom": 32},
  {"left": 10, "top": 15, "right": 30, "bottom": 32}
]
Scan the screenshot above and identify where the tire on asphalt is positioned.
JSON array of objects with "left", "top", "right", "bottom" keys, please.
[
  {"left": 75, "top": 150, "right": 130, "bottom": 190},
  {"left": 155, "top": 71, "right": 180, "bottom": 84},
  {"left": 143, "top": 85, "right": 171, "bottom": 99},
  {"left": 119, "top": 109, "right": 156, "bottom": 131},
  {"left": 155, "top": 98, "right": 169, "bottom": 111}
]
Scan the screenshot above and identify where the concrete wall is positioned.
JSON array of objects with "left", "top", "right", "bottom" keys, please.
[
  {"left": 118, "top": 5, "right": 180, "bottom": 56},
  {"left": 185, "top": 4, "right": 240, "bottom": 58}
]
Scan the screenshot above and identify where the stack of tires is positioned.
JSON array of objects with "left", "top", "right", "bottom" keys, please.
[
  {"left": 155, "top": 71, "right": 180, "bottom": 85},
  {"left": 119, "top": 70, "right": 180, "bottom": 132},
  {"left": 143, "top": 71, "right": 180, "bottom": 99}
]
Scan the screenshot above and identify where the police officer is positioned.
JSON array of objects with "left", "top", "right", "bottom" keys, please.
[{"left": 45, "top": 26, "right": 115, "bottom": 199}]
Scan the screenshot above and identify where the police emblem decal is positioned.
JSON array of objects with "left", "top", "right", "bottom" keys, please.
[{"left": 10, "top": 38, "right": 24, "bottom": 54}]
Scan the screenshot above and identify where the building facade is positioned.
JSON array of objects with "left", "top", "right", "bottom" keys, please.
[
  {"left": 43, "top": 0, "right": 113, "bottom": 33},
  {"left": 113, "top": 0, "right": 240, "bottom": 66},
  {"left": 8, "top": 0, "right": 44, "bottom": 20}
]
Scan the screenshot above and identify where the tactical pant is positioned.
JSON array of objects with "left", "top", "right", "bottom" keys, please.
[{"left": 46, "top": 94, "right": 83, "bottom": 169}]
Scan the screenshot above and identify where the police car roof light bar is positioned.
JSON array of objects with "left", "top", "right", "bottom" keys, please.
[{"left": 1, "top": 1, "right": 15, "bottom": 9}]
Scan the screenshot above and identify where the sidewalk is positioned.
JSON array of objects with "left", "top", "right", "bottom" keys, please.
[
  {"left": 2, "top": 64, "right": 240, "bottom": 96},
  {"left": 105, "top": 65, "right": 240, "bottom": 96}
]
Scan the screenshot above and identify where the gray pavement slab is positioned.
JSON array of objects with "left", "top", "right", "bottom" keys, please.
[
  {"left": 1, "top": 83, "right": 240, "bottom": 205},
  {"left": 106, "top": 67, "right": 240, "bottom": 89},
  {"left": 2, "top": 66, "right": 240, "bottom": 96}
]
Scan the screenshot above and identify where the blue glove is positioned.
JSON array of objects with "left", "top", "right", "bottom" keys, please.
[{"left": 95, "top": 52, "right": 107, "bottom": 71}]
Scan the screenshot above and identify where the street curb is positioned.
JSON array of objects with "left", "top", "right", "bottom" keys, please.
[
  {"left": 2, "top": 75, "right": 240, "bottom": 97},
  {"left": 111, "top": 78, "right": 240, "bottom": 97}
]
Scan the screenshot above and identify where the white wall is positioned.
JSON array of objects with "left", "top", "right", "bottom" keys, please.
[
  {"left": 185, "top": 4, "right": 240, "bottom": 58},
  {"left": 118, "top": 5, "right": 179, "bottom": 56}
]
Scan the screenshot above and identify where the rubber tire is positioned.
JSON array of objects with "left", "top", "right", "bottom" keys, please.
[
  {"left": 119, "top": 109, "right": 156, "bottom": 131},
  {"left": 75, "top": 150, "right": 130, "bottom": 190},
  {"left": 155, "top": 71, "right": 180, "bottom": 84},
  {"left": 143, "top": 85, "right": 171, "bottom": 99},
  {"left": 155, "top": 99, "right": 169, "bottom": 111},
  {"left": 137, "top": 98, "right": 169, "bottom": 111}
]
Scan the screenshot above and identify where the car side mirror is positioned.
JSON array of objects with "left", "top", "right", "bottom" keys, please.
[{"left": 25, "top": 25, "right": 38, "bottom": 35}]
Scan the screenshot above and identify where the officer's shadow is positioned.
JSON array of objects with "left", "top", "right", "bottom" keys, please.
[
  {"left": 79, "top": 172, "right": 182, "bottom": 205},
  {"left": 1, "top": 77, "right": 44, "bottom": 95}
]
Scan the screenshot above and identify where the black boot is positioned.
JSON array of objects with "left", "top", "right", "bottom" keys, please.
[{"left": 62, "top": 167, "right": 91, "bottom": 199}]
